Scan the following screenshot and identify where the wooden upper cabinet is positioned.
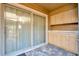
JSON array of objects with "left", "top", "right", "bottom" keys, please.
[
  {"left": 72, "top": 8, "right": 78, "bottom": 22},
  {"left": 50, "top": 8, "right": 78, "bottom": 25},
  {"left": 55, "top": 12, "right": 63, "bottom": 24},
  {"left": 50, "top": 15, "right": 56, "bottom": 25},
  {"left": 63, "top": 8, "right": 77, "bottom": 24}
]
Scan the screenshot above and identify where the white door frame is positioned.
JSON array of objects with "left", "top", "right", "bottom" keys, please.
[
  {"left": 77, "top": 3, "right": 79, "bottom": 55},
  {"left": 2, "top": 3, "right": 48, "bottom": 56}
]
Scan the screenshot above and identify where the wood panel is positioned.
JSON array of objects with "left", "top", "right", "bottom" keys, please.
[
  {"left": 50, "top": 7, "right": 78, "bottom": 25},
  {"left": 48, "top": 31, "right": 77, "bottom": 53},
  {"left": 21, "top": 3, "right": 48, "bottom": 14}
]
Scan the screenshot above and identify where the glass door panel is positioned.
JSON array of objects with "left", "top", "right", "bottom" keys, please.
[
  {"left": 5, "top": 6, "right": 17, "bottom": 18},
  {"left": 38, "top": 17, "right": 46, "bottom": 44},
  {"left": 5, "top": 7, "right": 17, "bottom": 54},
  {"left": 17, "top": 10, "right": 31, "bottom": 50},
  {"left": 5, "top": 18, "right": 17, "bottom": 54},
  {"left": 33, "top": 14, "right": 39, "bottom": 46},
  {"left": 33, "top": 14, "right": 46, "bottom": 46}
]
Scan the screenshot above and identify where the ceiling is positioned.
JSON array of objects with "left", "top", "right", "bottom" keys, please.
[
  {"left": 35, "top": 3, "right": 68, "bottom": 12},
  {"left": 21, "top": 3, "right": 77, "bottom": 14}
]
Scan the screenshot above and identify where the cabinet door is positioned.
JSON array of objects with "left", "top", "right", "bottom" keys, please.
[
  {"left": 48, "top": 31, "right": 77, "bottom": 53},
  {"left": 63, "top": 9, "right": 77, "bottom": 24},
  {"left": 72, "top": 8, "right": 78, "bottom": 23},
  {"left": 50, "top": 15, "right": 56, "bottom": 25},
  {"left": 62, "top": 10, "right": 70, "bottom": 23},
  {"left": 65, "top": 32, "right": 77, "bottom": 53},
  {"left": 33, "top": 14, "right": 46, "bottom": 46},
  {"left": 50, "top": 8, "right": 77, "bottom": 25},
  {"left": 55, "top": 12, "right": 63, "bottom": 24}
]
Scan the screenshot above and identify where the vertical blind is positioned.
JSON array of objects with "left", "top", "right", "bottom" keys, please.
[
  {"left": 33, "top": 14, "right": 46, "bottom": 46},
  {"left": 0, "top": 4, "right": 46, "bottom": 55},
  {"left": 5, "top": 6, "right": 32, "bottom": 54}
]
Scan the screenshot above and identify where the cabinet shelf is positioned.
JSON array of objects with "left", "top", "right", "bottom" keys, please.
[{"left": 50, "top": 22, "right": 78, "bottom": 26}]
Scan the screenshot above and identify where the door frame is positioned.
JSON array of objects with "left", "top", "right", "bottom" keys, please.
[
  {"left": 2, "top": 3, "right": 48, "bottom": 56},
  {"left": 77, "top": 3, "right": 79, "bottom": 55}
]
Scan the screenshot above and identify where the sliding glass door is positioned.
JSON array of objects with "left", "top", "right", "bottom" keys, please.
[
  {"left": 5, "top": 6, "right": 32, "bottom": 54},
  {"left": 5, "top": 7, "right": 17, "bottom": 54},
  {"left": 33, "top": 14, "right": 46, "bottom": 46},
  {"left": 17, "top": 10, "right": 31, "bottom": 50},
  {"left": 0, "top": 4, "right": 47, "bottom": 55}
]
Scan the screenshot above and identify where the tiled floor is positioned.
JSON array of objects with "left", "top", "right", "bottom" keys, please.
[{"left": 18, "top": 44, "right": 76, "bottom": 56}]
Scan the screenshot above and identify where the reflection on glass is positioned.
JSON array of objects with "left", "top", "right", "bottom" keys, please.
[
  {"left": 16, "top": 10, "right": 31, "bottom": 50},
  {"left": 5, "top": 7, "right": 17, "bottom": 18},
  {"left": 5, "top": 7, "right": 17, "bottom": 54},
  {"left": 19, "top": 16, "right": 30, "bottom": 23},
  {"left": 5, "top": 5, "right": 46, "bottom": 55},
  {"left": 33, "top": 14, "right": 46, "bottom": 46},
  {"left": 6, "top": 18, "right": 17, "bottom": 21},
  {"left": 5, "top": 19, "right": 17, "bottom": 54},
  {"left": 5, "top": 8, "right": 32, "bottom": 54},
  {"left": 18, "top": 25, "right": 21, "bottom": 29}
]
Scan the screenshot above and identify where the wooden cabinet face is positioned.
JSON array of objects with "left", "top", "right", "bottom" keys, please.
[
  {"left": 63, "top": 8, "right": 77, "bottom": 24},
  {"left": 48, "top": 31, "right": 77, "bottom": 53},
  {"left": 63, "top": 10, "right": 72, "bottom": 23},
  {"left": 55, "top": 12, "right": 63, "bottom": 24},
  {"left": 50, "top": 15, "right": 56, "bottom": 25},
  {"left": 50, "top": 8, "right": 77, "bottom": 25},
  {"left": 72, "top": 8, "right": 78, "bottom": 23}
]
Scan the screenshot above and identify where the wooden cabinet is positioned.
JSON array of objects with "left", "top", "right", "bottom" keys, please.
[
  {"left": 48, "top": 31, "right": 77, "bottom": 53},
  {"left": 55, "top": 12, "right": 63, "bottom": 24},
  {"left": 63, "top": 8, "right": 77, "bottom": 24},
  {"left": 50, "top": 15, "right": 56, "bottom": 25},
  {"left": 50, "top": 8, "right": 78, "bottom": 25}
]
